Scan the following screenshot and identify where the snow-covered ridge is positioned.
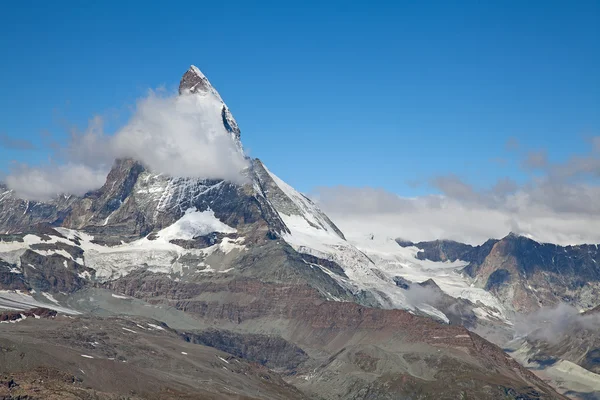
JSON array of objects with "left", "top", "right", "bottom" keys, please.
[
  {"left": 262, "top": 168, "right": 511, "bottom": 324},
  {"left": 189, "top": 65, "right": 206, "bottom": 79},
  {"left": 257, "top": 162, "right": 344, "bottom": 239}
]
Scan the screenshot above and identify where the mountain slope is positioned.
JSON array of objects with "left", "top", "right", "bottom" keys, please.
[{"left": 401, "top": 234, "right": 600, "bottom": 313}]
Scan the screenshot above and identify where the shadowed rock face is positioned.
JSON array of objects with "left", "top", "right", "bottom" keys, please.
[
  {"left": 181, "top": 329, "right": 309, "bottom": 371},
  {"left": 20, "top": 249, "right": 93, "bottom": 293},
  {"left": 0, "top": 185, "right": 77, "bottom": 234},
  {"left": 397, "top": 237, "right": 497, "bottom": 266}
]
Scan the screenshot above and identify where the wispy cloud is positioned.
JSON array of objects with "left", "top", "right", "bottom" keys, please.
[
  {"left": 505, "top": 137, "right": 520, "bottom": 151},
  {"left": 515, "top": 303, "right": 600, "bottom": 343},
  {"left": 521, "top": 149, "right": 548, "bottom": 170},
  {"left": 0, "top": 133, "right": 36, "bottom": 150}
]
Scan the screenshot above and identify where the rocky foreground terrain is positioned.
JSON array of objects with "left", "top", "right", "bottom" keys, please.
[{"left": 0, "top": 66, "right": 595, "bottom": 399}]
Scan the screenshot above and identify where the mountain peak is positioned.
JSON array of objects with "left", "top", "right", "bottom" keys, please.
[
  {"left": 502, "top": 231, "right": 539, "bottom": 243},
  {"left": 179, "top": 65, "right": 215, "bottom": 96},
  {"left": 189, "top": 64, "right": 205, "bottom": 79}
]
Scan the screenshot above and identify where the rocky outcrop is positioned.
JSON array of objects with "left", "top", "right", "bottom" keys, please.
[
  {"left": 20, "top": 250, "right": 92, "bottom": 294},
  {"left": 397, "top": 237, "right": 498, "bottom": 266},
  {"left": 403, "top": 233, "right": 600, "bottom": 313},
  {"left": 0, "top": 186, "right": 77, "bottom": 234},
  {"left": 0, "top": 307, "right": 57, "bottom": 322},
  {"left": 181, "top": 329, "right": 309, "bottom": 371}
]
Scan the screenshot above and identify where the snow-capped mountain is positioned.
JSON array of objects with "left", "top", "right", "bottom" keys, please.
[
  {"left": 0, "top": 66, "right": 577, "bottom": 399},
  {"left": 0, "top": 66, "right": 508, "bottom": 325}
]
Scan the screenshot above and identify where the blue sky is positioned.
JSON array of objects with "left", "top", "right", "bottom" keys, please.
[{"left": 1, "top": 0, "right": 599, "bottom": 196}]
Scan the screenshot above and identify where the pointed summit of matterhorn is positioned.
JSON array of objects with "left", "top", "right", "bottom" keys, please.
[
  {"left": 179, "top": 65, "right": 217, "bottom": 96},
  {"left": 179, "top": 65, "right": 241, "bottom": 141}
]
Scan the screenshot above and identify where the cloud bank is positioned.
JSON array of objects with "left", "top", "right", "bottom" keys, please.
[
  {"left": 5, "top": 90, "right": 248, "bottom": 201},
  {"left": 313, "top": 136, "right": 600, "bottom": 245}
]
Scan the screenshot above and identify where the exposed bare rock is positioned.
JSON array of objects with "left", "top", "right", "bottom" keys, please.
[{"left": 403, "top": 233, "right": 600, "bottom": 313}]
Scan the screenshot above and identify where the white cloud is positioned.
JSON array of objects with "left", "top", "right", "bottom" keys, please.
[
  {"left": 313, "top": 184, "right": 600, "bottom": 246},
  {"left": 111, "top": 91, "right": 247, "bottom": 180},
  {"left": 5, "top": 89, "right": 248, "bottom": 201},
  {"left": 515, "top": 302, "right": 600, "bottom": 342},
  {"left": 313, "top": 137, "right": 600, "bottom": 246},
  {"left": 5, "top": 163, "right": 107, "bottom": 200}
]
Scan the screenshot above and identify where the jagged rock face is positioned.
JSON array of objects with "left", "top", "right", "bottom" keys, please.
[
  {"left": 20, "top": 249, "right": 92, "bottom": 293},
  {"left": 0, "top": 259, "right": 28, "bottom": 291},
  {"left": 0, "top": 227, "right": 94, "bottom": 294},
  {"left": 398, "top": 237, "right": 497, "bottom": 265},
  {"left": 0, "top": 162, "right": 290, "bottom": 246},
  {"left": 179, "top": 66, "right": 214, "bottom": 95},
  {"left": 0, "top": 185, "right": 77, "bottom": 234},
  {"left": 404, "top": 234, "right": 600, "bottom": 313},
  {"left": 63, "top": 158, "right": 288, "bottom": 242}
]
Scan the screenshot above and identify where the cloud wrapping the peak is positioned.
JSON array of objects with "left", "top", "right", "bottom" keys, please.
[
  {"left": 112, "top": 91, "right": 247, "bottom": 180},
  {"left": 5, "top": 90, "right": 248, "bottom": 201}
]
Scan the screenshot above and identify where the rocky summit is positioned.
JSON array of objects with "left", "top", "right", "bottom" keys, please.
[{"left": 0, "top": 66, "right": 588, "bottom": 399}]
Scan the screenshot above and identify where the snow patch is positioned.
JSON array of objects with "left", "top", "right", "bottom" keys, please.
[
  {"left": 78, "top": 271, "right": 91, "bottom": 279},
  {"left": 147, "top": 323, "right": 165, "bottom": 331},
  {"left": 156, "top": 208, "right": 236, "bottom": 241}
]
